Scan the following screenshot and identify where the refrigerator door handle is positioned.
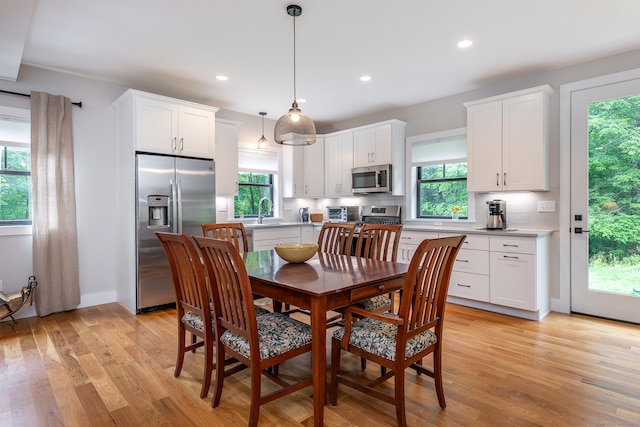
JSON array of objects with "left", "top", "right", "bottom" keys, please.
[
  {"left": 177, "top": 178, "right": 183, "bottom": 234},
  {"left": 170, "top": 178, "right": 177, "bottom": 233}
]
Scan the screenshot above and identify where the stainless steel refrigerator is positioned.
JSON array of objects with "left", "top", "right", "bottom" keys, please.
[{"left": 136, "top": 153, "right": 215, "bottom": 312}]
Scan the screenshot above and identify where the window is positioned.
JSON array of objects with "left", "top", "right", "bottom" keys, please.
[
  {"left": 0, "top": 108, "right": 31, "bottom": 226},
  {"left": 407, "top": 128, "right": 474, "bottom": 221},
  {"left": 234, "top": 171, "right": 274, "bottom": 218},
  {"left": 417, "top": 162, "right": 468, "bottom": 219}
]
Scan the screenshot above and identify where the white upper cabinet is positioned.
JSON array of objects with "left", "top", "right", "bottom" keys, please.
[
  {"left": 465, "top": 85, "right": 553, "bottom": 192},
  {"left": 351, "top": 120, "right": 406, "bottom": 196},
  {"left": 282, "top": 137, "right": 325, "bottom": 198},
  {"left": 215, "top": 118, "right": 240, "bottom": 196},
  {"left": 119, "top": 89, "right": 218, "bottom": 159},
  {"left": 324, "top": 131, "right": 353, "bottom": 197}
]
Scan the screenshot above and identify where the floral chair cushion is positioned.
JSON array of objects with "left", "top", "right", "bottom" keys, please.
[
  {"left": 356, "top": 294, "right": 392, "bottom": 311},
  {"left": 220, "top": 312, "right": 312, "bottom": 360},
  {"left": 333, "top": 316, "right": 437, "bottom": 361},
  {"left": 182, "top": 306, "right": 269, "bottom": 333}
]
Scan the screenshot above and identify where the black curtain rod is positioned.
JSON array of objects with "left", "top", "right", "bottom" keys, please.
[{"left": 0, "top": 89, "right": 82, "bottom": 108}]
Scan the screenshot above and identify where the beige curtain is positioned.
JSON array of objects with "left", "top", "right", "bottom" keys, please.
[{"left": 30, "top": 91, "right": 80, "bottom": 316}]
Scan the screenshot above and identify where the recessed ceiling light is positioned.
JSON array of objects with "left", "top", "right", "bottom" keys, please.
[
  {"left": 360, "top": 75, "right": 372, "bottom": 82},
  {"left": 215, "top": 75, "right": 229, "bottom": 81},
  {"left": 457, "top": 40, "right": 473, "bottom": 48}
]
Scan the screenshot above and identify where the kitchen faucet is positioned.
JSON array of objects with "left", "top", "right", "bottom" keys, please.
[{"left": 257, "top": 197, "right": 272, "bottom": 224}]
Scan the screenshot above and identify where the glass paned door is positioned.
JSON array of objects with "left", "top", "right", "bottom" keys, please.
[{"left": 570, "top": 78, "right": 640, "bottom": 323}]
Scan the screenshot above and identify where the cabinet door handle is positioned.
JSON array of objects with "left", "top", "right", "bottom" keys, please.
[
  {"left": 503, "top": 172, "right": 507, "bottom": 186},
  {"left": 172, "top": 137, "right": 177, "bottom": 150},
  {"left": 179, "top": 137, "right": 184, "bottom": 151},
  {"left": 503, "top": 255, "right": 520, "bottom": 259},
  {"left": 457, "top": 283, "right": 471, "bottom": 288},
  {"left": 496, "top": 173, "right": 500, "bottom": 187},
  {"left": 372, "top": 152, "right": 376, "bottom": 163},
  {"left": 339, "top": 184, "right": 342, "bottom": 193}
]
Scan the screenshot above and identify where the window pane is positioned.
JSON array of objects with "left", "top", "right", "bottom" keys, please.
[
  {"left": 234, "top": 171, "right": 274, "bottom": 218},
  {"left": 444, "top": 162, "right": 467, "bottom": 179},
  {"left": 0, "top": 174, "right": 32, "bottom": 221},
  {"left": 420, "top": 164, "right": 444, "bottom": 179},
  {"left": 418, "top": 180, "right": 468, "bottom": 217}
]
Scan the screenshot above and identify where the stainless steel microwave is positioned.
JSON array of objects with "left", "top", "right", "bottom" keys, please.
[{"left": 351, "top": 164, "right": 392, "bottom": 194}]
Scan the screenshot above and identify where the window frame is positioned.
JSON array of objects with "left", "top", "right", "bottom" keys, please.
[
  {"left": 415, "top": 161, "right": 468, "bottom": 219},
  {"left": 0, "top": 107, "right": 32, "bottom": 227},
  {"left": 234, "top": 170, "right": 275, "bottom": 219}
]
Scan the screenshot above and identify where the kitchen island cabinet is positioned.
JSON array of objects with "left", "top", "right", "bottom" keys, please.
[
  {"left": 465, "top": 85, "right": 553, "bottom": 192},
  {"left": 116, "top": 89, "right": 217, "bottom": 159}
]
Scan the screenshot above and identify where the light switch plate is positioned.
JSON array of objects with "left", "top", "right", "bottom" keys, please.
[{"left": 537, "top": 200, "right": 556, "bottom": 212}]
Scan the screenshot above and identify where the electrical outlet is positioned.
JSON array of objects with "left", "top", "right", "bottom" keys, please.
[{"left": 537, "top": 200, "right": 556, "bottom": 212}]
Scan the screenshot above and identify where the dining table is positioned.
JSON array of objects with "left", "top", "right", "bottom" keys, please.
[{"left": 243, "top": 249, "right": 409, "bottom": 427}]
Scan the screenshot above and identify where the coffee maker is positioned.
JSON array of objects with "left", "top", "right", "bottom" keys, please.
[{"left": 486, "top": 199, "right": 507, "bottom": 229}]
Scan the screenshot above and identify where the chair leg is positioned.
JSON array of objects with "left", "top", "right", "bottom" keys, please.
[
  {"left": 329, "top": 337, "right": 341, "bottom": 406},
  {"left": 394, "top": 365, "right": 407, "bottom": 427},
  {"left": 248, "top": 364, "right": 262, "bottom": 427},
  {"left": 361, "top": 357, "right": 366, "bottom": 371},
  {"left": 433, "top": 347, "right": 446, "bottom": 408},
  {"left": 211, "top": 343, "right": 226, "bottom": 408},
  {"left": 200, "top": 337, "right": 213, "bottom": 398},
  {"left": 191, "top": 333, "right": 197, "bottom": 353},
  {"left": 175, "top": 324, "right": 186, "bottom": 377}
]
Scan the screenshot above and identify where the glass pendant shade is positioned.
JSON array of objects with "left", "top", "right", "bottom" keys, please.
[
  {"left": 274, "top": 4, "right": 316, "bottom": 146},
  {"left": 274, "top": 102, "right": 316, "bottom": 145}
]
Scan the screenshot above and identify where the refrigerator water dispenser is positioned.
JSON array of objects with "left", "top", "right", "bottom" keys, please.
[{"left": 147, "top": 195, "right": 169, "bottom": 228}]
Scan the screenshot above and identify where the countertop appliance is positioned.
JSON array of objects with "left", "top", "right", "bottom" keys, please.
[
  {"left": 136, "top": 153, "right": 215, "bottom": 312},
  {"left": 351, "top": 164, "right": 392, "bottom": 194},
  {"left": 486, "top": 199, "right": 507, "bottom": 229},
  {"left": 327, "top": 205, "right": 359, "bottom": 222}
]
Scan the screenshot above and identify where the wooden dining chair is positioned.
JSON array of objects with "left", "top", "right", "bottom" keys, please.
[
  {"left": 329, "top": 235, "right": 466, "bottom": 427},
  {"left": 155, "top": 231, "right": 215, "bottom": 399},
  {"left": 317, "top": 222, "right": 356, "bottom": 255},
  {"left": 192, "top": 236, "right": 313, "bottom": 426},
  {"left": 202, "top": 222, "right": 250, "bottom": 253},
  {"left": 354, "top": 223, "right": 404, "bottom": 313}
]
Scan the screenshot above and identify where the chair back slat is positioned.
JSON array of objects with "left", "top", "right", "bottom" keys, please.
[
  {"left": 398, "top": 235, "right": 465, "bottom": 338},
  {"left": 156, "top": 232, "right": 209, "bottom": 319},
  {"left": 202, "top": 223, "right": 250, "bottom": 254},
  {"left": 318, "top": 222, "right": 356, "bottom": 255},
  {"left": 355, "top": 224, "right": 402, "bottom": 261},
  {"left": 194, "top": 236, "right": 257, "bottom": 343}
]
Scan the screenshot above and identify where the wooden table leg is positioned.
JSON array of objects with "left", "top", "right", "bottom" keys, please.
[{"left": 310, "top": 297, "right": 327, "bottom": 426}]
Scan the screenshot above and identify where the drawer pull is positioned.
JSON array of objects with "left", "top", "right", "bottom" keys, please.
[
  {"left": 401, "top": 236, "right": 411, "bottom": 240},
  {"left": 377, "top": 285, "right": 385, "bottom": 291},
  {"left": 503, "top": 244, "right": 519, "bottom": 247},
  {"left": 503, "top": 255, "right": 519, "bottom": 259},
  {"left": 457, "top": 283, "right": 471, "bottom": 288},
  {"left": 457, "top": 259, "right": 469, "bottom": 263}
]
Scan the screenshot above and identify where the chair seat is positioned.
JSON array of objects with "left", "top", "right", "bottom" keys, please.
[
  {"left": 221, "top": 312, "right": 312, "bottom": 360},
  {"left": 333, "top": 317, "right": 437, "bottom": 361},
  {"left": 183, "top": 306, "right": 269, "bottom": 333},
  {"left": 356, "top": 295, "right": 391, "bottom": 311}
]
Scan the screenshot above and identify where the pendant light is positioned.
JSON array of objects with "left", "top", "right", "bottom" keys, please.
[
  {"left": 274, "top": 4, "right": 316, "bottom": 146},
  {"left": 257, "top": 112, "right": 268, "bottom": 149}
]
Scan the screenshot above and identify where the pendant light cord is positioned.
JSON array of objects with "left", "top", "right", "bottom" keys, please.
[{"left": 292, "top": 12, "right": 297, "bottom": 103}]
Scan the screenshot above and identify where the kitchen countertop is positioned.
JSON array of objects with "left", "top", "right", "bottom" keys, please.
[{"left": 242, "top": 221, "right": 554, "bottom": 237}]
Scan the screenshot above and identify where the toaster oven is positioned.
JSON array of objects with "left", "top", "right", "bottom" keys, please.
[{"left": 326, "top": 206, "right": 359, "bottom": 222}]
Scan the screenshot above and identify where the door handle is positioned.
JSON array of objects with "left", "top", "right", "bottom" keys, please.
[{"left": 574, "top": 227, "right": 590, "bottom": 234}]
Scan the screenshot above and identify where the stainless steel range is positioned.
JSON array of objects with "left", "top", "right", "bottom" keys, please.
[{"left": 355, "top": 205, "right": 402, "bottom": 233}]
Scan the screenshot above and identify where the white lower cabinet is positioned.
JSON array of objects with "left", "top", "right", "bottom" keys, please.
[
  {"left": 445, "top": 234, "right": 490, "bottom": 302},
  {"left": 404, "top": 230, "right": 549, "bottom": 319},
  {"left": 489, "top": 236, "right": 543, "bottom": 312},
  {"left": 300, "top": 226, "right": 314, "bottom": 244},
  {"left": 252, "top": 227, "right": 301, "bottom": 252},
  {"left": 397, "top": 231, "right": 437, "bottom": 264}
]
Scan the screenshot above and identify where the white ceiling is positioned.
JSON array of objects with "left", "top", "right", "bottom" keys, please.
[{"left": 2, "top": 0, "right": 640, "bottom": 128}]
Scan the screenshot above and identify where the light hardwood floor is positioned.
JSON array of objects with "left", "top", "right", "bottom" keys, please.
[{"left": 0, "top": 302, "right": 638, "bottom": 426}]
